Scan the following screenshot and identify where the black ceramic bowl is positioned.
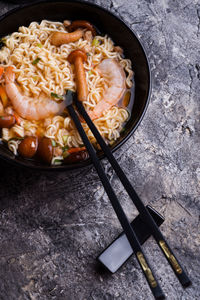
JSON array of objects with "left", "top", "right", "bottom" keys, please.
[{"left": 0, "top": 0, "right": 151, "bottom": 171}]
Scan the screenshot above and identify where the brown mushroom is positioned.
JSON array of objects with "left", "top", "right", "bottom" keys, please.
[
  {"left": 67, "top": 20, "right": 96, "bottom": 36},
  {"left": 64, "top": 150, "right": 89, "bottom": 164},
  {"left": 51, "top": 20, "right": 96, "bottom": 47},
  {"left": 51, "top": 29, "right": 84, "bottom": 46},
  {"left": 0, "top": 114, "right": 15, "bottom": 128},
  {"left": 37, "top": 137, "right": 54, "bottom": 164},
  {"left": 68, "top": 49, "right": 88, "bottom": 102},
  {"left": 18, "top": 136, "right": 38, "bottom": 158}
]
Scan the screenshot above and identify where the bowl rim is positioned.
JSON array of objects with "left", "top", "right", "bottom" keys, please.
[{"left": 0, "top": 0, "right": 152, "bottom": 171}]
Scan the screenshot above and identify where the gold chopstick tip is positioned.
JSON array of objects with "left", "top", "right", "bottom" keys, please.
[
  {"left": 159, "top": 240, "right": 182, "bottom": 274},
  {"left": 137, "top": 252, "right": 157, "bottom": 288}
]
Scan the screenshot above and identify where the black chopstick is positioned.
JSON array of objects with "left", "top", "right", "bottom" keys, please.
[
  {"left": 75, "top": 98, "right": 191, "bottom": 288},
  {"left": 66, "top": 95, "right": 165, "bottom": 300}
]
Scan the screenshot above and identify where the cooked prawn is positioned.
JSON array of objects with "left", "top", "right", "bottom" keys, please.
[
  {"left": 4, "top": 67, "right": 66, "bottom": 121},
  {"left": 88, "top": 59, "right": 126, "bottom": 120}
]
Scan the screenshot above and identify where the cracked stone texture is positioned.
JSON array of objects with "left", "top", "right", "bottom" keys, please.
[{"left": 0, "top": 0, "right": 199, "bottom": 299}]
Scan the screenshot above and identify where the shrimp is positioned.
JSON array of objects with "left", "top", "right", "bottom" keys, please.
[
  {"left": 88, "top": 59, "right": 126, "bottom": 120},
  {"left": 4, "top": 67, "right": 66, "bottom": 121}
]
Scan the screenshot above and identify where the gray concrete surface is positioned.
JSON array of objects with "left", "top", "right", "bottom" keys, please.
[{"left": 0, "top": 0, "right": 199, "bottom": 299}]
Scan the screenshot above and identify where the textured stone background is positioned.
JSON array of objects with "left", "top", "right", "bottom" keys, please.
[{"left": 0, "top": 0, "right": 199, "bottom": 299}]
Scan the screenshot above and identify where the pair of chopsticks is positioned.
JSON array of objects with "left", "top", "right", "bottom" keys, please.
[{"left": 65, "top": 91, "right": 191, "bottom": 300}]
